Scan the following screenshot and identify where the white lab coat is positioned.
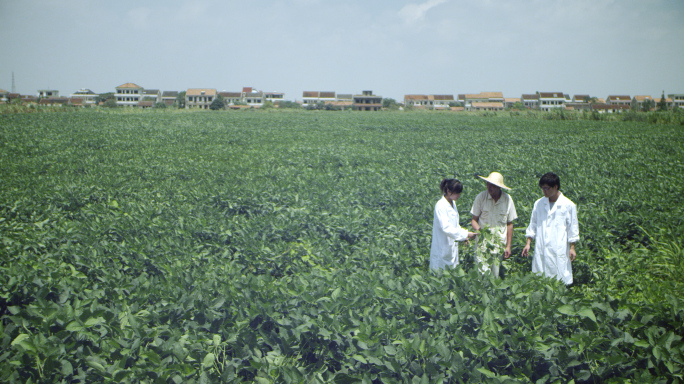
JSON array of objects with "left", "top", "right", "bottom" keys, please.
[
  {"left": 525, "top": 192, "right": 579, "bottom": 284},
  {"left": 430, "top": 196, "right": 469, "bottom": 270}
]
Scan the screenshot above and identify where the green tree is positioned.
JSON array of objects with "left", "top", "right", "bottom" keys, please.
[
  {"left": 657, "top": 92, "right": 668, "bottom": 112},
  {"left": 279, "top": 100, "right": 301, "bottom": 109},
  {"left": 209, "top": 94, "right": 225, "bottom": 110},
  {"left": 103, "top": 98, "right": 118, "bottom": 108},
  {"left": 382, "top": 98, "right": 399, "bottom": 110},
  {"left": 97, "top": 92, "right": 115, "bottom": 104},
  {"left": 176, "top": 91, "right": 186, "bottom": 109},
  {"left": 642, "top": 99, "right": 655, "bottom": 112},
  {"left": 510, "top": 101, "right": 526, "bottom": 110},
  {"left": 153, "top": 102, "right": 167, "bottom": 109}
]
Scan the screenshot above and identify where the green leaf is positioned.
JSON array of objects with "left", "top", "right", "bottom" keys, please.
[
  {"left": 352, "top": 354, "right": 367, "bottom": 364},
  {"left": 577, "top": 307, "right": 597, "bottom": 323},
  {"left": 211, "top": 297, "right": 225, "bottom": 309},
  {"left": 61, "top": 360, "right": 74, "bottom": 376},
  {"left": 66, "top": 321, "right": 83, "bottom": 332},
  {"left": 331, "top": 287, "right": 342, "bottom": 300},
  {"left": 383, "top": 345, "right": 397, "bottom": 355},
  {"left": 477, "top": 367, "right": 497, "bottom": 378},
  {"left": 11, "top": 334, "right": 36, "bottom": 353},
  {"left": 557, "top": 304, "right": 575, "bottom": 316},
  {"left": 84, "top": 317, "right": 103, "bottom": 328},
  {"left": 202, "top": 353, "right": 215, "bottom": 368}
]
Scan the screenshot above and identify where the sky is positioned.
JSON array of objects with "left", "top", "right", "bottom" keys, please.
[{"left": 1, "top": 0, "right": 683, "bottom": 101}]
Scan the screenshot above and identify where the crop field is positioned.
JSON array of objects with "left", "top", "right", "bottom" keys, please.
[{"left": 1, "top": 110, "right": 683, "bottom": 383}]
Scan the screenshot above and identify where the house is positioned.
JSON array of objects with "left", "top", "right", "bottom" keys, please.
[
  {"left": 69, "top": 98, "right": 84, "bottom": 107},
  {"left": 538, "top": 92, "right": 565, "bottom": 111},
  {"left": 606, "top": 95, "right": 631, "bottom": 107},
  {"left": 469, "top": 102, "right": 504, "bottom": 111},
  {"left": 38, "top": 97, "right": 68, "bottom": 106},
  {"left": 632, "top": 95, "right": 654, "bottom": 111},
  {"left": 219, "top": 92, "right": 242, "bottom": 107},
  {"left": 404, "top": 95, "right": 429, "bottom": 108},
  {"left": 333, "top": 94, "right": 354, "bottom": 110},
  {"left": 668, "top": 94, "right": 684, "bottom": 109},
  {"left": 521, "top": 94, "right": 539, "bottom": 109},
  {"left": 264, "top": 92, "right": 285, "bottom": 105},
  {"left": 186, "top": 88, "right": 216, "bottom": 109},
  {"left": 654, "top": 96, "right": 674, "bottom": 110},
  {"left": 431, "top": 95, "right": 454, "bottom": 110},
  {"left": 243, "top": 88, "right": 264, "bottom": 107},
  {"left": 463, "top": 92, "right": 504, "bottom": 110},
  {"left": 504, "top": 98, "right": 521, "bottom": 109},
  {"left": 565, "top": 101, "right": 592, "bottom": 111},
  {"left": 572, "top": 95, "right": 592, "bottom": 103},
  {"left": 353, "top": 90, "right": 382, "bottom": 111},
  {"left": 592, "top": 103, "right": 630, "bottom": 113},
  {"left": 302, "top": 91, "right": 336, "bottom": 108},
  {"left": 70, "top": 89, "right": 98, "bottom": 105},
  {"left": 0, "top": 88, "right": 10, "bottom": 102},
  {"left": 161, "top": 91, "right": 178, "bottom": 107},
  {"left": 21, "top": 95, "right": 38, "bottom": 104},
  {"left": 138, "top": 100, "right": 154, "bottom": 109},
  {"left": 142, "top": 89, "right": 161, "bottom": 104},
  {"left": 115, "top": 83, "right": 144, "bottom": 106},
  {"left": 37, "top": 89, "right": 59, "bottom": 98}
]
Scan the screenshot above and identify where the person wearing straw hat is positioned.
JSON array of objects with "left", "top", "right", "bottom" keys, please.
[{"left": 470, "top": 172, "right": 518, "bottom": 277}]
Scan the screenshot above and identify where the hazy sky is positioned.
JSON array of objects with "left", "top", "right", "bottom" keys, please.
[{"left": 1, "top": 0, "right": 683, "bottom": 101}]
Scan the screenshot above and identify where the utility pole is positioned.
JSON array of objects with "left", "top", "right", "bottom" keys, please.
[{"left": 12, "top": 72, "right": 16, "bottom": 93}]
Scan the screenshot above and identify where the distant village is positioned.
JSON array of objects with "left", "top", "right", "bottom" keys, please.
[{"left": 1, "top": 83, "right": 683, "bottom": 113}]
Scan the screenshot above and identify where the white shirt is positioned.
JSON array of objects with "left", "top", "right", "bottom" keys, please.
[
  {"left": 470, "top": 190, "right": 517, "bottom": 244},
  {"left": 525, "top": 192, "right": 579, "bottom": 284},
  {"left": 430, "top": 196, "right": 469, "bottom": 270}
]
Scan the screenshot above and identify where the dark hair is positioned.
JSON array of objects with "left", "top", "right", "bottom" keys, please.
[
  {"left": 539, "top": 172, "right": 560, "bottom": 189},
  {"left": 440, "top": 178, "right": 463, "bottom": 195}
]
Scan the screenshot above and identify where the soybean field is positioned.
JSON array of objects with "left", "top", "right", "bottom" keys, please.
[{"left": 1, "top": 110, "right": 683, "bottom": 383}]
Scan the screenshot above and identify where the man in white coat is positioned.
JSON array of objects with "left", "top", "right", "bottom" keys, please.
[{"left": 522, "top": 172, "right": 579, "bottom": 285}]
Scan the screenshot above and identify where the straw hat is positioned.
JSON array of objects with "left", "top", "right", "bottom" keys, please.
[{"left": 478, "top": 172, "right": 511, "bottom": 190}]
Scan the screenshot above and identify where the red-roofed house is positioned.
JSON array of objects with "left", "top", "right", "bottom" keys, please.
[
  {"left": 430, "top": 95, "right": 454, "bottom": 110},
  {"left": 469, "top": 102, "right": 504, "bottom": 111},
  {"left": 404, "top": 95, "right": 429, "bottom": 108},
  {"left": 631, "top": 95, "right": 654, "bottom": 111},
  {"left": 219, "top": 92, "right": 242, "bottom": 107},
  {"left": 538, "top": 92, "right": 565, "bottom": 111},
  {"left": 521, "top": 94, "right": 539, "bottom": 109},
  {"left": 115, "top": 83, "right": 143, "bottom": 107},
  {"left": 186, "top": 88, "right": 216, "bottom": 109},
  {"left": 463, "top": 92, "right": 503, "bottom": 110},
  {"left": 504, "top": 98, "right": 521, "bottom": 109},
  {"left": 302, "top": 91, "right": 336, "bottom": 108},
  {"left": 607, "top": 95, "right": 631, "bottom": 107}
]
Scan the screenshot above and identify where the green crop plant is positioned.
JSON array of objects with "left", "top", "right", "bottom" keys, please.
[{"left": 1, "top": 111, "right": 683, "bottom": 382}]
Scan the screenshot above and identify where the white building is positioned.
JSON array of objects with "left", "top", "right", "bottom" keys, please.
[{"left": 115, "top": 83, "right": 143, "bottom": 106}]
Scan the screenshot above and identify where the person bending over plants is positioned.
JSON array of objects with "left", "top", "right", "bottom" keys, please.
[
  {"left": 430, "top": 179, "right": 477, "bottom": 270},
  {"left": 521, "top": 172, "right": 579, "bottom": 285},
  {"left": 470, "top": 172, "right": 518, "bottom": 277}
]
